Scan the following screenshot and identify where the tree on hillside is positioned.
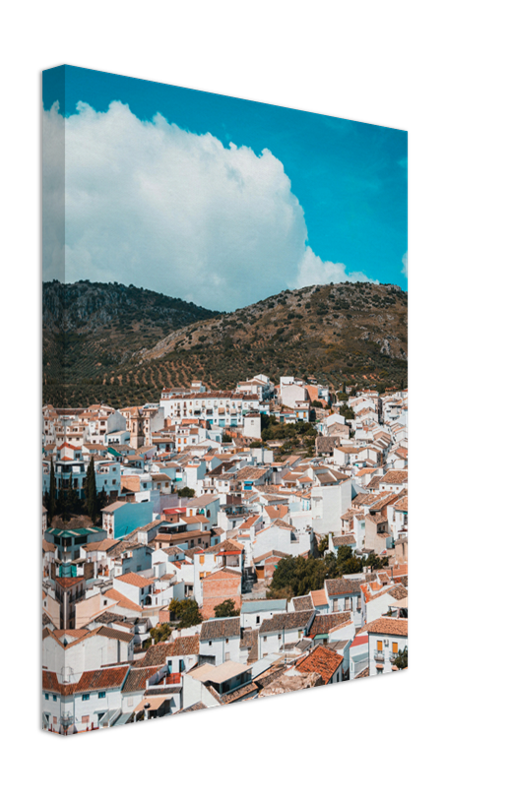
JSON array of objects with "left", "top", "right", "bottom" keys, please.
[
  {"left": 48, "top": 460, "right": 57, "bottom": 523},
  {"left": 364, "top": 552, "right": 390, "bottom": 570},
  {"left": 214, "top": 599, "right": 240, "bottom": 618},
  {"left": 177, "top": 486, "right": 195, "bottom": 498},
  {"left": 85, "top": 457, "right": 99, "bottom": 522},
  {"left": 149, "top": 623, "right": 173, "bottom": 644},
  {"left": 169, "top": 598, "right": 202, "bottom": 629}
]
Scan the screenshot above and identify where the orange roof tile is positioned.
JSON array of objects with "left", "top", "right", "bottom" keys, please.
[{"left": 295, "top": 645, "right": 344, "bottom": 683}]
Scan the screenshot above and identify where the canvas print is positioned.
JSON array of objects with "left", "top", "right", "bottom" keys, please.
[{"left": 42, "top": 65, "right": 408, "bottom": 735}]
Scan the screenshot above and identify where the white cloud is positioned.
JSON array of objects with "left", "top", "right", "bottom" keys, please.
[
  {"left": 43, "top": 101, "right": 369, "bottom": 311},
  {"left": 402, "top": 251, "right": 408, "bottom": 277},
  {"left": 292, "top": 246, "right": 373, "bottom": 289}
]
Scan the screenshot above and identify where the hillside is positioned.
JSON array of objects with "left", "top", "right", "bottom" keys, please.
[
  {"left": 42, "top": 280, "right": 219, "bottom": 407},
  {"left": 43, "top": 280, "right": 407, "bottom": 407}
]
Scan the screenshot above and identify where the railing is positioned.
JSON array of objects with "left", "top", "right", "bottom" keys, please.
[{"left": 374, "top": 652, "right": 385, "bottom": 662}]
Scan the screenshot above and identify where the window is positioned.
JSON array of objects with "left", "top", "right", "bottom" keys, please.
[
  {"left": 82, "top": 694, "right": 90, "bottom": 701},
  {"left": 377, "top": 640, "right": 383, "bottom": 652},
  {"left": 225, "top": 653, "right": 230, "bottom": 661},
  {"left": 82, "top": 715, "right": 89, "bottom": 724},
  {"left": 333, "top": 599, "right": 339, "bottom": 612},
  {"left": 256, "top": 616, "right": 260, "bottom": 624},
  {"left": 98, "top": 691, "right": 106, "bottom": 699},
  {"left": 392, "top": 642, "right": 398, "bottom": 654},
  {"left": 200, "top": 555, "right": 205, "bottom": 564},
  {"left": 52, "top": 695, "right": 57, "bottom": 701},
  {"left": 345, "top": 598, "right": 352, "bottom": 611},
  {"left": 209, "top": 641, "right": 212, "bottom": 646},
  {"left": 278, "top": 634, "right": 282, "bottom": 641},
  {"left": 45, "top": 693, "right": 49, "bottom": 700}
]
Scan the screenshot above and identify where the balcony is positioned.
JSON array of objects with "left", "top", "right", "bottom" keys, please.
[{"left": 374, "top": 652, "right": 385, "bottom": 662}]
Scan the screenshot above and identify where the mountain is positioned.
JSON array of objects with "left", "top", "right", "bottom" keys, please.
[
  {"left": 42, "top": 280, "right": 219, "bottom": 407},
  {"left": 43, "top": 280, "right": 407, "bottom": 407}
]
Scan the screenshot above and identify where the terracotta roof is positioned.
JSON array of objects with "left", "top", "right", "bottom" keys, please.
[
  {"left": 388, "top": 584, "right": 408, "bottom": 601},
  {"left": 332, "top": 535, "right": 357, "bottom": 546},
  {"left": 354, "top": 666, "right": 370, "bottom": 679},
  {"left": 325, "top": 578, "right": 362, "bottom": 596},
  {"left": 366, "top": 618, "right": 408, "bottom": 636},
  {"left": 138, "top": 635, "right": 200, "bottom": 666},
  {"left": 122, "top": 666, "right": 160, "bottom": 694},
  {"left": 202, "top": 567, "right": 242, "bottom": 581},
  {"left": 393, "top": 496, "right": 408, "bottom": 511},
  {"left": 380, "top": 470, "right": 408, "bottom": 485},
  {"left": 74, "top": 665, "right": 130, "bottom": 693},
  {"left": 308, "top": 612, "right": 351, "bottom": 638},
  {"left": 252, "top": 550, "right": 289, "bottom": 564},
  {"left": 115, "top": 573, "right": 154, "bottom": 588},
  {"left": 291, "top": 595, "right": 314, "bottom": 611},
  {"left": 259, "top": 610, "right": 314, "bottom": 634},
  {"left": 103, "top": 589, "right": 143, "bottom": 612},
  {"left": 310, "top": 589, "right": 327, "bottom": 607},
  {"left": 295, "top": 645, "right": 344, "bottom": 683},
  {"left": 200, "top": 617, "right": 241, "bottom": 641}
]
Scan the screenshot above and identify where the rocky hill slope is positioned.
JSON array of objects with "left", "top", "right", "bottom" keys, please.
[{"left": 43, "top": 280, "right": 407, "bottom": 407}]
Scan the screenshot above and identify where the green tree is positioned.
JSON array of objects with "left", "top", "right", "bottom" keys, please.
[
  {"left": 392, "top": 646, "right": 408, "bottom": 669},
  {"left": 222, "top": 433, "right": 232, "bottom": 443},
  {"left": 48, "top": 460, "right": 57, "bottom": 523},
  {"left": 169, "top": 598, "right": 202, "bottom": 629},
  {"left": 177, "top": 486, "right": 195, "bottom": 498},
  {"left": 214, "top": 598, "right": 240, "bottom": 618},
  {"left": 67, "top": 486, "right": 81, "bottom": 515},
  {"left": 317, "top": 536, "right": 329, "bottom": 555},
  {"left": 149, "top": 623, "right": 172, "bottom": 644},
  {"left": 364, "top": 552, "right": 390, "bottom": 570},
  {"left": 85, "top": 457, "right": 99, "bottom": 522}
]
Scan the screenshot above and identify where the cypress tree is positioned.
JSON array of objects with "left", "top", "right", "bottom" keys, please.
[
  {"left": 86, "top": 456, "right": 98, "bottom": 522},
  {"left": 48, "top": 460, "right": 56, "bottom": 523}
]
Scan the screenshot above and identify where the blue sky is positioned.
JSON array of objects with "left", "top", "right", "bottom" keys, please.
[{"left": 43, "top": 65, "right": 407, "bottom": 312}]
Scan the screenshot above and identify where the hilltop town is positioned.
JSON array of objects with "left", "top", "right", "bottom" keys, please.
[{"left": 42, "top": 374, "right": 408, "bottom": 734}]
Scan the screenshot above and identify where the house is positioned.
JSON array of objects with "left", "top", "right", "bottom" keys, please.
[
  {"left": 182, "top": 660, "right": 256, "bottom": 710},
  {"left": 42, "top": 664, "right": 130, "bottom": 734},
  {"left": 240, "top": 599, "right": 287, "bottom": 629},
  {"left": 198, "top": 616, "right": 242, "bottom": 666},
  {"left": 184, "top": 495, "right": 220, "bottom": 526},
  {"left": 112, "top": 573, "right": 155, "bottom": 608},
  {"left": 139, "top": 635, "right": 200, "bottom": 675},
  {"left": 42, "top": 625, "right": 134, "bottom": 677},
  {"left": 306, "top": 611, "right": 354, "bottom": 645},
  {"left": 102, "top": 499, "right": 154, "bottom": 539},
  {"left": 258, "top": 610, "right": 315, "bottom": 658},
  {"left": 193, "top": 538, "right": 244, "bottom": 606},
  {"left": 361, "top": 582, "right": 408, "bottom": 624},
  {"left": 367, "top": 617, "right": 408, "bottom": 676},
  {"left": 311, "top": 474, "right": 353, "bottom": 535},
  {"left": 288, "top": 645, "right": 343, "bottom": 684},
  {"left": 324, "top": 579, "right": 363, "bottom": 626},
  {"left": 378, "top": 470, "right": 408, "bottom": 493},
  {"left": 201, "top": 568, "right": 243, "bottom": 619},
  {"left": 252, "top": 521, "right": 311, "bottom": 560},
  {"left": 252, "top": 550, "right": 288, "bottom": 582},
  {"left": 349, "top": 633, "right": 369, "bottom": 679}
]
